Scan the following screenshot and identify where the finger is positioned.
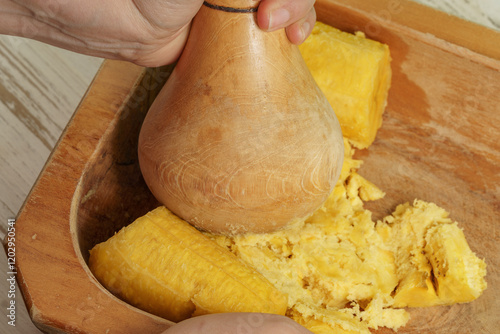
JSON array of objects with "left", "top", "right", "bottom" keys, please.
[
  {"left": 256, "top": 0, "right": 316, "bottom": 31},
  {"left": 285, "top": 6, "right": 316, "bottom": 44},
  {"left": 161, "top": 313, "right": 313, "bottom": 334}
]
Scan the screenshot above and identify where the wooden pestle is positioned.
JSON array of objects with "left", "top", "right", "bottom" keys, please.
[{"left": 138, "top": 0, "right": 344, "bottom": 234}]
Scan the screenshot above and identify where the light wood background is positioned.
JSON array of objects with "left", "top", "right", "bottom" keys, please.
[{"left": 0, "top": 0, "right": 499, "bottom": 333}]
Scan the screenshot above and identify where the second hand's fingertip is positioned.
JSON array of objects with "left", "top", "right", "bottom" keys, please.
[
  {"left": 285, "top": 20, "right": 311, "bottom": 45},
  {"left": 268, "top": 8, "right": 291, "bottom": 31}
]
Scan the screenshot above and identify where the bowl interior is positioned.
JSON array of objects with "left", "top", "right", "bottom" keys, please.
[
  {"left": 67, "top": 7, "right": 500, "bottom": 332},
  {"left": 73, "top": 66, "right": 172, "bottom": 264}
]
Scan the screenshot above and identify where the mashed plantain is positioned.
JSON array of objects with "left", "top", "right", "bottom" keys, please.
[{"left": 207, "top": 139, "right": 487, "bottom": 334}]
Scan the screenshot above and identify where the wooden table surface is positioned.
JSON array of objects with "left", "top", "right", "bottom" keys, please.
[{"left": 0, "top": 1, "right": 498, "bottom": 333}]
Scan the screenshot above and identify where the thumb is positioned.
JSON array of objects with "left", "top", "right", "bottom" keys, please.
[{"left": 161, "top": 313, "right": 313, "bottom": 334}]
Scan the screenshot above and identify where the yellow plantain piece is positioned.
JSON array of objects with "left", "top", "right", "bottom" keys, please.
[
  {"left": 425, "top": 223, "right": 487, "bottom": 304},
  {"left": 89, "top": 206, "right": 288, "bottom": 322},
  {"left": 378, "top": 200, "right": 487, "bottom": 308},
  {"left": 299, "top": 22, "right": 392, "bottom": 149}
]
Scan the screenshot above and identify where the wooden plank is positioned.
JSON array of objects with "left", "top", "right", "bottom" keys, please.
[
  {"left": 0, "top": 39, "right": 102, "bottom": 333},
  {"left": 414, "top": 0, "right": 500, "bottom": 31},
  {"left": 12, "top": 60, "right": 174, "bottom": 333},
  {"left": 0, "top": 37, "right": 102, "bottom": 237}
]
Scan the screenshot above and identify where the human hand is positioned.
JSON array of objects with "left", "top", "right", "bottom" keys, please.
[
  {"left": 161, "top": 313, "right": 313, "bottom": 334},
  {"left": 1, "top": 0, "right": 316, "bottom": 67}
]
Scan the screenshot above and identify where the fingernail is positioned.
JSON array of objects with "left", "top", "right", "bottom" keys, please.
[
  {"left": 300, "top": 21, "right": 310, "bottom": 42},
  {"left": 268, "top": 8, "right": 290, "bottom": 30}
]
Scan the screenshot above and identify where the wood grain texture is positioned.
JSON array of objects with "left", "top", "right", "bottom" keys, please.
[
  {"left": 0, "top": 0, "right": 499, "bottom": 333},
  {"left": 0, "top": 37, "right": 102, "bottom": 236},
  {"left": 139, "top": 1, "right": 344, "bottom": 234}
]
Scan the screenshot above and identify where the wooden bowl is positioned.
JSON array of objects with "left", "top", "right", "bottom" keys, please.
[{"left": 9, "top": 0, "right": 500, "bottom": 333}]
